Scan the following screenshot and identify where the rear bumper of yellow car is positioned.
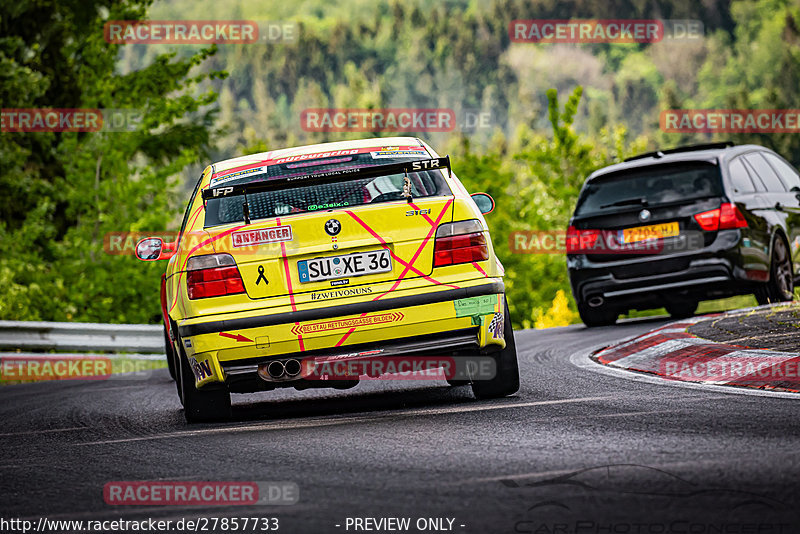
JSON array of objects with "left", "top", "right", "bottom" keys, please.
[{"left": 176, "top": 280, "right": 506, "bottom": 389}]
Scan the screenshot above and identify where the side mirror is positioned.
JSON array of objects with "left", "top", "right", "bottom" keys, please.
[
  {"left": 471, "top": 192, "right": 495, "bottom": 215},
  {"left": 135, "top": 237, "right": 164, "bottom": 261}
]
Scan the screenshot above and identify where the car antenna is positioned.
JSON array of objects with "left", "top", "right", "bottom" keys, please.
[
  {"left": 242, "top": 188, "right": 251, "bottom": 224},
  {"left": 403, "top": 169, "right": 413, "bottom": 203}
]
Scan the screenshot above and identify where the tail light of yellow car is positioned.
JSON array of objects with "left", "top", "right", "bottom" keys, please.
[
  {"left": 187, "top": 254, "right": 245, "bottom": 299},
  {"left": 434, "top": 220, "right": 489, "bottom": 267}
]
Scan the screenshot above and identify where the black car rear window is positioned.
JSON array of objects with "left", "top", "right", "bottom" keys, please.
[
  {"left": 203, "top": 153, "right": 451, "bottom": 227},
  {"left": 574, "top": 163, "right": 723, "bottom": 216}
]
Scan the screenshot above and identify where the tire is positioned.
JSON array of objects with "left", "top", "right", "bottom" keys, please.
[
  {"left": 447, "top": 379, "right": 470, "bottom": 387},
  {"left": 163, "top": 324, "right": 177, "bottom": 381},
  {"left": 577, "top": 302, "right": 618, "bottom": 327},
  {"left": 179, "top": 347, "right": 231, "bottom": 423},
  {"left": 471, "top": 302, "right": 520, "bottom": 400},
  {"left": 755, "top": 235, "right": 794, "bottom": 305},
  {"left": 170, "top": 320, "right": 184, "bottom": 403},
  {"left": 665, "top": 301, "right": 698, "bottom": 319}
]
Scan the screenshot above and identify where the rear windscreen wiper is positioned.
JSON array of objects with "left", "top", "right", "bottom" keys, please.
[{"left": 600, "top": 197, "right": 648, "bottom": 209}]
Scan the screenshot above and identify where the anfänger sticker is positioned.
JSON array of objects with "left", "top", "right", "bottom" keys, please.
[{"left": 231, "top": 225, "right": 293, "bottom": 247}]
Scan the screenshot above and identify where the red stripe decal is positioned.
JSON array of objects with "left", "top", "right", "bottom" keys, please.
[
  {"left": 471, "top": 261, "right": 488, "bottom": 277},
  {"left": 333, "top": 200, "right": 455, "bottom": 346}
]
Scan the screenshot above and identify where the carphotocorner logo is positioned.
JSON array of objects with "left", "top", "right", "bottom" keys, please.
[
  {"left": 509, "top": 19, "right": 703, "bottom": 43},
  {"left": 505, "top": 464, "right": 793, "bottom": 533},
  {"left": 103, "top": 20, "right": 296, "bottom": 44},
  {"left": 661, "top": 109, "right": 800, "bottom": 133}
]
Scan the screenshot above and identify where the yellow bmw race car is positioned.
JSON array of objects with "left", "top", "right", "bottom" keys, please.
[{"left": 136, "top": 137, "right": 519, "bottom": 422}]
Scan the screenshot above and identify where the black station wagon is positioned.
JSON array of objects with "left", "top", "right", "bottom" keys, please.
[{"left": 567, "top": 142, "right": 799, "bottom": 326}]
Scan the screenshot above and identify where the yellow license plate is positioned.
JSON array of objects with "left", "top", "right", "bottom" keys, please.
[{"left": 622, "top": 222, "right": 679, "bottom": 243}]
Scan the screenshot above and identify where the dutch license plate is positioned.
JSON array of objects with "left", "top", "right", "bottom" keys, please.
[
  {"left": 298, "top": 249, "right": 392, "bottom": 283},
  {"left": 621, "top": 222, "right": 679, "bottom": 244}
]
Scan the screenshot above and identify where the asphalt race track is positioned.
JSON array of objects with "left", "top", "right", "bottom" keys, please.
[{"left": 2, "top": 317, "right": 799, "bottom": 533}]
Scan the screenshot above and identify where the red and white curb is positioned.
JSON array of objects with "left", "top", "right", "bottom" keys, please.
[{"left": 592, "top": 316, "right": 800, "bottom": 393}]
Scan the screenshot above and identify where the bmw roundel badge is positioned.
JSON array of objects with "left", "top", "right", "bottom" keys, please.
[{"left": 325, "top": 219, "right": 341, "bottom": 236}]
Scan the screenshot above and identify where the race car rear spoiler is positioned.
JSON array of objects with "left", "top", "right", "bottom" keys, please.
[
  {"left": 201, "top": 156, "right": 452, "bottom": 224},
  {"left": 201, "top": 156, "right": 451, "bottom": 202}
]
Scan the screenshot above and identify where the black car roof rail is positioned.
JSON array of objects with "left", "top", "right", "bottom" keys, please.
[{"left": 623, "top": 141, "right": 734, "bottom": 162}]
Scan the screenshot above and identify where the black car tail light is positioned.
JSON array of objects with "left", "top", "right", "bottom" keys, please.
[
  {"left": 566, "top": 225, "right": 600, "bottom": 253},
  {"left": 694, "top": 203, "right": 748, "bottom": 231}
]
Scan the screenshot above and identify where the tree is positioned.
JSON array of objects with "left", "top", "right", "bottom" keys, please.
[
  {"left": 451, "top": 87, "right": 646, "bottom": 328},
  {"left": 0, "top": 0, "right": 225, "bottom": 322}
]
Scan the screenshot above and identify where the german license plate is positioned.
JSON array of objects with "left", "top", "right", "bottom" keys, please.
[
  {"left": 621, "top": 222, "right": 679, "bottom": 244},
  {"left": 297, "top": 249, "right": 392, "bottom": 283}
]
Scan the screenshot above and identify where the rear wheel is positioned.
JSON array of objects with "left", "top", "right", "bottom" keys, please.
[
  {"left": 665, "top": 300, "right": 698, "bottom": 319},
  {"left": 577, "top": 302, "right": 618, "bottom": 327},
  {"left": 471, "top": 302, "right": 520, "bottom": 400},
  {"left": 163, "top": 324, "right": 177, "bottom": 381},
  {"left": 179, "top": 347, "right": 231, "bottom": 423},
  {"left": 755, "top": 236, "right": 794, "bottom": 304},
  {"left": 447, "top": 379, "right": 470, "bottom": 387},
  {"left": 170, "top": 320, "right": 184, "bottom": 403}
]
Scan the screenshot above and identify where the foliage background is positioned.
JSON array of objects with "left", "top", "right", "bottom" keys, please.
[{"left": 2, "top": 0, "right": 798, "bottom": 327}]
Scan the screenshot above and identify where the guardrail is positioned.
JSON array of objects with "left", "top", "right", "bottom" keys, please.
[{"left": 0, "top": 320, "right": 164, "bottom": 354}]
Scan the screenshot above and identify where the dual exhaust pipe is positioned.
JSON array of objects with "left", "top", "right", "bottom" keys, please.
[{"left": 259, "top": 358, "right": 302, "bottom": 381}]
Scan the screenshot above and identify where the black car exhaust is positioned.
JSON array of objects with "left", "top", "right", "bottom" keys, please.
[{"left": 588, "top": 295, "right": 605, "bottom": 308}]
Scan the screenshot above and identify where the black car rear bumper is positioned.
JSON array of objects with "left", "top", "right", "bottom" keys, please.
[
  {"left": 567, "top": 230, "right": 756, "bottom": 308},
  {"left": 574, "top": 261, "right": 736, "bottom": 303}
]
